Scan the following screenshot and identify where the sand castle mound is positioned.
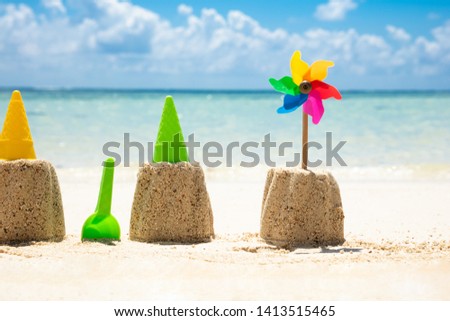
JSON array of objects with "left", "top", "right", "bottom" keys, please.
[
  {"left": 0, "top": 160, "right": 65, "bottom": 243},
  {"left": 130, "top": 162, "right": 214, "bottom": 243},
  {"left": 261, "top": 168, "right": 344, "bottom": 247}
]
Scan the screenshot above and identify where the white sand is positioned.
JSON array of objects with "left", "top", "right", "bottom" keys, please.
[{"left": 0, "top": 166, "right": 449, "bottom": 300}]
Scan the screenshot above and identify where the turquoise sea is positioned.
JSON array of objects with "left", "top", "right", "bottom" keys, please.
[{"left": 0, "top": 89, "right": 449, "bottom": 173}]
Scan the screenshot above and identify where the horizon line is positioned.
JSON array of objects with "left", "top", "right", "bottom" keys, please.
[{"left": 0, "top": 87, "right": 449, "bottom": 94}]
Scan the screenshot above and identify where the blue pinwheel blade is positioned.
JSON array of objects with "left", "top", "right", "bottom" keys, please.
[
  {"left": 283, "top": 94, "right": 301, "bottom": 109},
  {"left": 277, "top": 105, "right": 298, "bottom": 113},
  {"left": 277, "top": 94, "right": 308, "bottom": 114}
]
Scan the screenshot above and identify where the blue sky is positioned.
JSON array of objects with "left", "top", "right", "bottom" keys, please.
[{"left": 0, "top": 0, "right": 449, "bottom": 89}]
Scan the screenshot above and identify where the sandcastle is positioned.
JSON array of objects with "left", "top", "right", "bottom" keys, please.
[
  {"left": 0, "top": 91, "right": 65, "bottom": 243},
  {"left": 130, "top": 96, "right": 214, "bottom": 243},
  {"left": 261, "top": 169, "right": 344, "bottom": 247}
]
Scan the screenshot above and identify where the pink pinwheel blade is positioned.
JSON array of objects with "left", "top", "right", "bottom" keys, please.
[
  {"left": 303, "top": 90, "right": 324, "bottom": 124},
  {"left": 311, "top": 80, "right": 342, "bottom": 100}
]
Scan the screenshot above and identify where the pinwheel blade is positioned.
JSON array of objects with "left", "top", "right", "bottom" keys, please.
[
  {"left": 269, "top": 76, "right": 299, "bottom": 96},
  {"left": 303, "top": 90, "right": 324, "bottom": 124},
  {"left": 304, "top": 60, "right": 334, "bottom": 82},
  {"left": 290, "top": 51, "right": 309, "bottom": 85},
  {"left": 277, "top": 94, "right": 308, "bottom": 114},
  {"left": 311, "top": 80, "right": 342, "bottom": 100},
  {"left": 277, "top": 105, "right": 299, "bottom": 114},
  {"left": 284, "top": 93, "right": 308, "bottom": 109}
]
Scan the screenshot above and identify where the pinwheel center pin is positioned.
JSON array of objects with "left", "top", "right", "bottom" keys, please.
[{"left": 299, "top": 81, "right": 312, "bottom": 94}]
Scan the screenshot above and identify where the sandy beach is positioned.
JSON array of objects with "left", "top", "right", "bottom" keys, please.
[{"left": 0, "top": 166, "right": 449, "bottom": 300}]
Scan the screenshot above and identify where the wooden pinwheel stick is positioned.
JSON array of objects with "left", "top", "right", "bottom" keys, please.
[{"left": 302, "top": 111, "right": 308, "bottom": 170}]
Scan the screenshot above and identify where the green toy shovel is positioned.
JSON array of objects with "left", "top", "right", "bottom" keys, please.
[{"left": 82, "top": 158, "right": 121, "bottom": 241}]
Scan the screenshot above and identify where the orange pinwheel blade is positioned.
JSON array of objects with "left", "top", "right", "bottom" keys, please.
[{"left": 304, "top": 60, "right": 334, "bottom": 82}]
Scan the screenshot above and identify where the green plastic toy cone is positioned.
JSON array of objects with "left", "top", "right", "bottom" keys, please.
[
  {"left": 82, "top": 158, "right": 121, "bottom": 241},
  {"left": 153, "top": 96, "right": 189, "bottom": 163}
]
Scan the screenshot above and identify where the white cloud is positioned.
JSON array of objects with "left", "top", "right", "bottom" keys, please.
[
  {"left": 386, "top": 25, "right": 411, "bottom": 42},
  {"left": 0, "top": 0, "right": 449, "bottom": 89},
  {"left": 91, "top": 0, "right": 163, "bottom": 53},
  {"left": 315, "top": 0, "right": 357, "bottom": 21},
  {"left": 42, "top": 0, "right": 66, "bottom": 14},
  {"left": 178, "top": 4, "right": 193, "bottom": 16}
]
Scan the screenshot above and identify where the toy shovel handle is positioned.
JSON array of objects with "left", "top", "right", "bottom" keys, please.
[{"left": 95, "top": 158, "right": 115, "bottom": 216}]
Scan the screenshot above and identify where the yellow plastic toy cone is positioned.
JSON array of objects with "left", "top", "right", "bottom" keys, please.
[{"left": 0, "top": 90, "right": 36, "bottom": 160}]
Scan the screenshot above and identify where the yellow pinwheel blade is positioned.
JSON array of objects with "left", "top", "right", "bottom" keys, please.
[
  {"left": 304, "top": 60, "right": 334, "bottom": 82},
  {"left": 290, "top": 51, "right": 309, "bottom": 85}
]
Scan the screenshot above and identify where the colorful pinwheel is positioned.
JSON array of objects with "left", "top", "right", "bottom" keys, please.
[
  {"left": 269, "top": 50, "right": 342, "bottom": 124},
  {"left": 269, "top": 50, "right": 342, "bottom": 169}
]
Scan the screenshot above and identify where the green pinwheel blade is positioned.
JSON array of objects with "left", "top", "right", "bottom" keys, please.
[
  {"left": 153, "top": 96, "right": 189, "bottom": 163},
  {"left": 269, "top": 76, "right": 299, "bottom": 96},
  {"left": 82, "top": 158, "right": 121, "bottom": 241}
]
